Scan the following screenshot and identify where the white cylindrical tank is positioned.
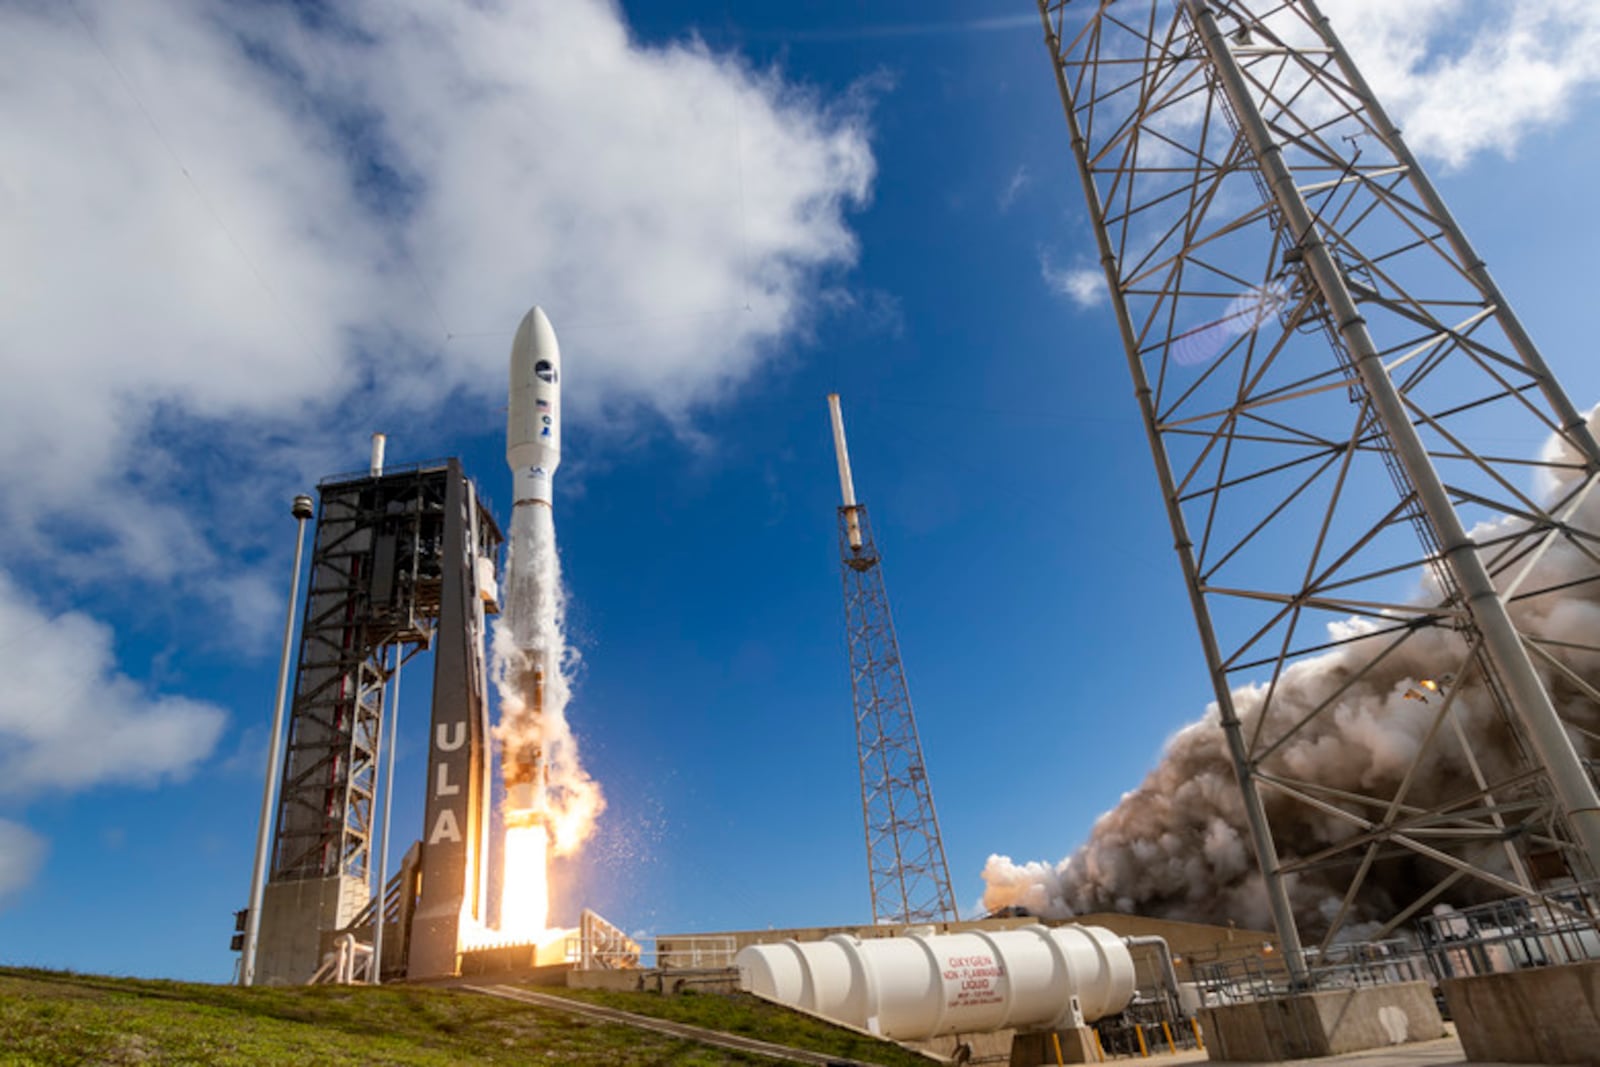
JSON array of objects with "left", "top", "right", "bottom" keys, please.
[{"left": 735, "top": 924, "right": 1134, "bottom": 1041}]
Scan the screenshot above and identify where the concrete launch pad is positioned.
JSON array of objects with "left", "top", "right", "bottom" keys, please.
[
  {"left": 1198, "top": 983, "right": 1444, "bottom": 1062},
  {"left": 1441, "top": 959, "right": 1600, "bottom": 1065},
  {"left": 459, "top": 939, "right": 576, "bottom": 978}
]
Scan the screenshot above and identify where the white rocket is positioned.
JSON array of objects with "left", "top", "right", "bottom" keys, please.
[
  {"left": 504, "top": 306, "right": 561, "bottom": 824},
  {"left": 508, "top": 306, "right": 562, "bottom": 508}
]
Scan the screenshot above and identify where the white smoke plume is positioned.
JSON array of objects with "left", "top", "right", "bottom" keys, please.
[
  {"left": 985, "top": 414, "right": 1600, "bottom": 934},
  {"left": 492, "top": 505, "right": 603, "bottom": 857}
]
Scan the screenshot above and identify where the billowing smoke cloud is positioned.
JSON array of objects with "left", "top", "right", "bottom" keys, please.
[{"left": 985, "top": 414, "right": 1600, "bottom": 935}]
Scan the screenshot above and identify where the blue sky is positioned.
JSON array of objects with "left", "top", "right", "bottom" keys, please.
[{"left": 2, "top": 0, "right": 1599, "bottom": 981}]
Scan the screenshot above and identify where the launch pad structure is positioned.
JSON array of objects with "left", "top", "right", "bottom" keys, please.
[
  {"left": 249, "top": 458, "right": 503, "bottom": 985},
  {"left": 1038, "top": 0, "right": 1600, "bottom": 992}
]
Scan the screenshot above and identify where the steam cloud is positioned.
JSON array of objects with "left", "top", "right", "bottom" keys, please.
[
  {"left": 493, "top": 505, "right": 604, "bottom": 857},
  {"left": 984, "top": 414, "right": 1600, "bottom": 935}
]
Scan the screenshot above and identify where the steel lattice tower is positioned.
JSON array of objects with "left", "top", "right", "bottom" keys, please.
[
  {"left": 829, "top": 395, "right": 959, "bottom": 925},
  {"left": 256, "top": 460, "right": 501, "bottom": 984},
  {"left": 1040, "top": 0, "right": 1600, "bottom": 978}
]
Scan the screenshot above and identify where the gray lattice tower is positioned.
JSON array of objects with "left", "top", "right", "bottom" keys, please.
[
  {"left": 256, "top": 459, "right": 500, "bottom": 984},
  {"left": 830, "top": 395, "right": 958, "bottom": 925},
  {"left": 1040, "top": 0, "right": 1600, "bottom": 978}
]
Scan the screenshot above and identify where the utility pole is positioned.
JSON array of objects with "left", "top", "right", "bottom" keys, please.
[{"left": 240, "top": 493, "right": 315, "bottom": 986}]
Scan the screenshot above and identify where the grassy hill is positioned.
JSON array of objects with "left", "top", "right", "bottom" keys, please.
[{"left": 0, "top": 967, "right": 936, "bottom": 1066}]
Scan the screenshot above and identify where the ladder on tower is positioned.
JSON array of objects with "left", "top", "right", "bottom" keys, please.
[{"left": 827, "top": 394, "right": 959, "bottom": 926}]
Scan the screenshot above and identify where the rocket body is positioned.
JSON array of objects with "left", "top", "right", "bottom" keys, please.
[
  {"left": 508, "top": 306, "right": 562, "bottom": 508},
  {"left": 504, "top": 305, "right": 563, "bottom": 826}
]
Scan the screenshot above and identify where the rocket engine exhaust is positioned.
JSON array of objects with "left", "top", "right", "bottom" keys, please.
[{"left": 503, "top": 662, "right": 548, "bottom": 827}]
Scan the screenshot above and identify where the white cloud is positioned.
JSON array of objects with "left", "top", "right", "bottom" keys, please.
[
  {"left": 999, "top": 165, "right": 1031, "bottom": 211},
  {"left": 1039, "top": 253, "right": 1106, "bottom": 308},
  {"left": 0, "top": 0, "right": 876, "bottom": 900},
  {"left": 0, "top": 0, "right": 875, "bottom": 587},
  {"left": 0, "top": 571, "right": 226, "bottom": 796},
  {"left": 0, "top": 820, "right": 47, "bottom": 905},
  {"left": 1320, "top": 0, "right": 1600, "bottom": 167}
]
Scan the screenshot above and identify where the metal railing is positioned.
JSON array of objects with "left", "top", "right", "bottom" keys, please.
[
  {"left": 1191, "top": 938, "right": 1429, "bottom": 1006},
  {"left": 569, "top": 909, "right": 643, "bottom": 970},
  {"left": 1417, "top": 882, "right": 1600, "bottom": 980},
  {"left": 655, "top": 935, "right": 739, "bottom": 971},
  {"left": 564, "top": 915, "right": 738, "bottom": 972}
]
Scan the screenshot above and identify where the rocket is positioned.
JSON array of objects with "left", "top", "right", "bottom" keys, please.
[
  {"left": 505, "top": 306, "right": 561, "bottom": 825},
  {"left": 508, "top": 305, "right": 562, "bottom": 508}
]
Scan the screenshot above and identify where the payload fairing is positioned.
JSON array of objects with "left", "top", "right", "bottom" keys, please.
[
  {"left": 504, "top": 305, "right": 562, "bottom": 825},
  {"left": 509, "top": 306, "right": 563, "bottom": 508}
]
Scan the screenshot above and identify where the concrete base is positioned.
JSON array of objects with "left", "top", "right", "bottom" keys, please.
[
  {"left": 1008, "top": 1028, "right": 1099, "bottom": 1065},
  {"left": 1442, "top": 960, "right": 1600, "bottom": 1064},
  {"left": 1199, "top": 982, "right": 1444, "bottom": 1061},
  {"left": 256, "top": 875, "right": 368, "bottom": 985},
  {"left": 568, "top": 968, "right": 646, "bottom": 992},
  {"left": 911, "top": 1030, "right": 1016, "bottom": 1065},
  {"left": 564, "top": 967, "right": 742, "bottom": 995}
]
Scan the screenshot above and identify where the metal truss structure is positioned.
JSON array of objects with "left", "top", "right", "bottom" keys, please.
[
  {"left": 271, "top": 465, "right": 444, "bottom": 884},
  {"left": 1039, "top": 0, "right": 1600, "bottom": 976},
  {"left": 838, "top": 503, "right": 959, "bottom": 925}
]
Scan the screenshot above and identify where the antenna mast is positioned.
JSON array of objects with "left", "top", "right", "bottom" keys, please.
[{"left": 828, "top": 394, "right": 959, "bottom": 925}]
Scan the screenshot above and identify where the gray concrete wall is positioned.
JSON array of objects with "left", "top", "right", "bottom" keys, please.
[
  {"left": 1009, "top": 1028, "right": 1098, "bottom": 1065},
  {"left": 657, "top": 913, "right": 1275, "bottom": 979},
  {"left": 1200, "top": 982, "right": 1443, "bottom": 1061},
  {"left": 1311, "top": 982, "right": 1444, "bottom": 1054},
  {"left": 257, "top": 875, "right": 366, "bottom": 985},
  {"left": 1443, "top": 960, "right": 1600, "bottom": 1064}
]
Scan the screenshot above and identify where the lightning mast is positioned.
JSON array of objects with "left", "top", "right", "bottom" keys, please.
[
  {"left": 1039, "top": 0, "right": 1600, "bottom": 979},
  {"left": 829, "top": 394, "right": 959, "bottom": 925}
]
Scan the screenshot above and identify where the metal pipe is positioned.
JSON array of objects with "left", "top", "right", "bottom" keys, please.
[
  {"left": 827, "top": 393, "right": 858, "bottom": 508},
  {"left": 1036, "top": 0, "right": 1309, "bottom": 982},
  {"left": 370, "top": 433, "right": 386, "bottom": 477},
  {"left": 827, "top": 393, "right": 864, "bottom": 550},
  {"left": 1123, "top": 935, "right": 1183, "bottom": 1019},
  {"left": 371, "top": 653, "right": 403, "bottom": 984},
  {"left": 240, "top": 492, "right": 315, "bottom": 986},
  {"left": 1186, "top": 0, "right": 1600, "bottom": 873}
]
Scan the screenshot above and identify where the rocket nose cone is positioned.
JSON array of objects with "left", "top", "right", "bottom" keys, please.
[{"left": 513, "top": 306, "right": 560, "bottom": 361}]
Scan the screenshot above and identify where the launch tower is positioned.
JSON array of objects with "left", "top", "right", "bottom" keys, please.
[
  {"left": 829, "top": 395, "right": 959, "bottom": 926},
  {"left": 1039, "top": 0, "right": 1600, "bottom": 977},
  {"left": 253, "top": 458, "right": 501, "bottom": 984}
]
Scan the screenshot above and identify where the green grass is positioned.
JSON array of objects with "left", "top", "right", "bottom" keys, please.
[
  {"left": 0, "top": 968, "right": 822, "bottom": 1065},
  {"left": 543, "top": 987, "right": 937, "bottom": 1066},
  {"left": 0, "top": 968, "right": 939, "bottom": 1066}
]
